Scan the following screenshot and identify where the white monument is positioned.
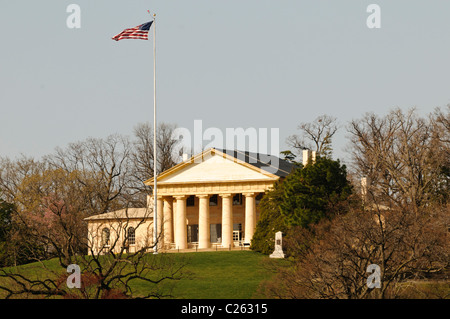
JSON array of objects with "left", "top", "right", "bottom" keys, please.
[{"left": 269, "top": 231, "right": 285, "bottom": 258}]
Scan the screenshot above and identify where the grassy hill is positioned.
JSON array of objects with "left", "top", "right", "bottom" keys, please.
[
  {"left": 0, "top": 250, "right": 286, "bottom": 299},
  {"left": 158, "top": 251, "right": 280, "bottom": 299}
]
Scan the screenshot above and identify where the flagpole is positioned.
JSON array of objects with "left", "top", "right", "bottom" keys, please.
[{"left": 152, "top": 13, "right": 158, "bottom": 254}]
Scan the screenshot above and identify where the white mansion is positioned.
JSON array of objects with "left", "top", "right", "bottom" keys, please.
[{"left": 85, "top": 148, "right": 303, "bottom": 254}]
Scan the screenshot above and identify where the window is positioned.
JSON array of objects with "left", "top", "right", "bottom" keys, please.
[
  {"left": 232, "top": 231, "right": 240, "bottom": 242},
  {"left": 233, "top": 193, "right": 242, "bottom": 206},
  {"left": 187, "top": 195, "right": 195, "bottom": 207},
  {"left": 210, "top": 224, "right": 222, "bottom": 243},
  {"left": 233, "top": 223, "right": 242, "bottom": 242},
  {"left": 209, "top": 194, "right": 218, "bottom": 206},
  {"left": 127, "top": 227, "right": 136, "bottom": 245},
  {"left": 187, "top": 224, "right": 199, "bottom": 243},
  {"left": 255, "top": 193, "right": 263, "bottom": 205},
  {"left": 101, "top": 228, "right": 110, "bottom": 246}
]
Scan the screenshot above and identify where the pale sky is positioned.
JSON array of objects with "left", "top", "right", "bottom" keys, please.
[{"left": 1, "top": 0, "right": 450, "bottom": 165}]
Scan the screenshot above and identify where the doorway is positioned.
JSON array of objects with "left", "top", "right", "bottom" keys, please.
[{"left": 233, "top": 223, "right": 242, "bottom": 246}]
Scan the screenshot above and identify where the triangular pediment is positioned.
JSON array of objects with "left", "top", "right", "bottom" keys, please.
[{"left": 145, "top": 149, "right": 279, "bottom": 185}]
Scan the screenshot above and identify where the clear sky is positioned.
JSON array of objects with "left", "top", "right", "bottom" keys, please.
[{"left": 1, "top": 0, "right": 450, "bottom": 165}]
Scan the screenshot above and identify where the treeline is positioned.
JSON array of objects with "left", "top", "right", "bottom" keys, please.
[
  {"left": 0, "top": 123, "right": 179, "bottom": 267},
  {"left": 0, "top": 106, "right": 448, "bottom": 299},
  {"left": 252, "top": 107, "right": 449, "bottom": 299}
]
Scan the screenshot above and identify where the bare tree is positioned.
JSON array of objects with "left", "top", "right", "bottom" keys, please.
[
  {"left": 287, "top": 114, "right": 339, "bottom": 160},
  {"left": 260, "top": 202, "right": 449, "bottom": 299},
  {"left": 0, "top": 203, "right": 186, "bottom": 299},
  {"left": 75, "top": 206, "right": 186, "bottom": 299},
  {"left": 44, "top": 134, "right": 133, "bottom": 215},
  {"left": 433, "top": 105, "right": 450, "bottom": 147},
  {"left": 0, "top": 156, "right": 53, "bottom": 265},
  {"left": 259, "top": 107, "right": 449, "bottom": 299},
  {"left": 430, "top": 105, "right": 450, "bottom": 203},
  {"left": 130, "top": 122, "right": 180, "bottom": 206},
  {"left": 0, "top": 156, "right": 48, "bottom": 206},
  {"left": 0, "top": 131, "right": 187, "bottom": 298},
  {"left": 348, "top": 108, "right": 448, "bottom": 214}
]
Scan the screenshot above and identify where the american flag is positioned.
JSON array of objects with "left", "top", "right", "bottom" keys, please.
[{"left": 112, "top": 21, "right": 153, "bottom": 41}]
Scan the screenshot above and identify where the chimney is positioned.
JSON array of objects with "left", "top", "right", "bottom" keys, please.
[
  {"left": 302, "top": 150, "right": 316, "bottom": 166},
  {"left": 361, "top": 177, "right": 370, "bottom": 204}
]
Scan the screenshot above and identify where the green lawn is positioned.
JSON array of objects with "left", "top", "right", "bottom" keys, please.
[
  {"left": 159, "top": 251, "right": 279, "bottom": 299},
  {"left": 0, "top": 250, "right": 286, "bottom": 299}
]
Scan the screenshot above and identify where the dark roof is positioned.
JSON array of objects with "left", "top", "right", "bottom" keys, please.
[{"left": 214, "top": 148, "right": 295, "bottom": 178}]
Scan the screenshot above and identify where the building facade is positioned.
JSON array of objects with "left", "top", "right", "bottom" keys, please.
[{"left": 86, "top": 148, "right": 295, "bottom": 253}]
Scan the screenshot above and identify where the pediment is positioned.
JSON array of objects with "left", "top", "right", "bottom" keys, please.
[{"left": 155, "top": 150, "right": 277, "bottom": 184}]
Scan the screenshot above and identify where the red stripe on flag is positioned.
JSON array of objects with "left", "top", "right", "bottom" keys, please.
[{"left": 112, "top": 25, "right": 150, "bottom": 41}]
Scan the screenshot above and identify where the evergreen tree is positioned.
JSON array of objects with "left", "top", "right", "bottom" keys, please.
[
  {"left": 251, "top": 157, "right": 352, "bottom": 254},
  {"left": 280, "top": 156, "right": 352, "bottom": 228},
  {"left": 251, "top": 180, "right": 287, "bottom": 255}
]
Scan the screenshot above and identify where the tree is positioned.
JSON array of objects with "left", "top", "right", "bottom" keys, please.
[
  {"left": 46, "top": 134, "right": 133, "bottom": 215},
  {"left": 0, "top": 204, "right": 187, "bottom": 299},
  {"left": 0, "top": 126, "right": 187, "bottom": 298},
  {"left": 0, "top": 156, "right": 50, "bottom": 266},
  {"left": 286, "top": 114, "right": 339, "bottom": 160},
  {"left": 250, "top": 181, "right": 288, "bottom": 255},
  {"left": 130, "top": 122, "right": 180, "bottom": 206},
  {"left": 280, "top": 156, "right": 352, "bottom": 229},
  {"left": 0, "top": 156, "right": 48, "bottom": 206},
  {"left": 259, "top": 107, "right": 450, "bottom": 299},
  {"left": 0, "top": 197, "right": 14, "bottom": 266},
  {"left": 251, "top": 157, "right": 352, "bottom": 253},
  {"left": 430, "top": 105, "right": 450, "bottom": 204},
  {"left": 253, "top": 113, "right": 350, "bottom": 254},
  {"left": 259, "top": 201, "right": 449, "bottom": 299},
  {"left": 0, "top": 195, "right": 187, "bottom": 298},
  {"left": 348, "top": 107, "right": 449, "bottom": 214}
]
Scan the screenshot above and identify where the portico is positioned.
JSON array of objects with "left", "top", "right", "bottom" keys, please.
[
  {"left": 156, "top": 191, "right": 261, "bottom": 250},
  {"left": 145, "top": 148, "right": 293, "bottom": 250},
  {"left": 85, "top": 148, "right": 293, "bottom": 254}
]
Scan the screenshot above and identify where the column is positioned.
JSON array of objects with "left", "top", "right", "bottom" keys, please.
[
  {"left": 174, "top": 195, "right": 187, "bottom": 250},
  {"left": 220, "top": 193, "right": 233, "bottom": 249},
  {"left": 243, "top": 192, "right": 256, "bottom": 245},
  {"left": 156, "top": 197, "right": 164, "bottom": 250},
  {"left": 197, "top": 194, "right": 210, "bottom": 249},
  {"left": 163, "top": 196, "right": 174, "bottom": 249}
]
